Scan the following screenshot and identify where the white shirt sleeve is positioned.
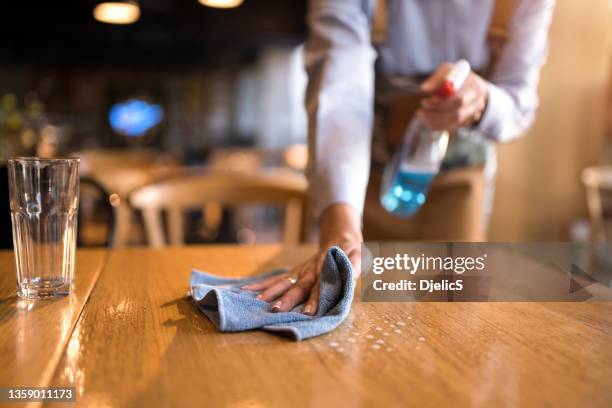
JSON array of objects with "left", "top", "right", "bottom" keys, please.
[
  {"left": 304, "top": 0, "right": 376, "bottom": 219},
  {"left": 477, "top": 0, "right": 556, "bottom": 142}
]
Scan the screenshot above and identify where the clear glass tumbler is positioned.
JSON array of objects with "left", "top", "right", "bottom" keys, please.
[{"left": 8, "top": 157, "right": 80, "bottom": 299}]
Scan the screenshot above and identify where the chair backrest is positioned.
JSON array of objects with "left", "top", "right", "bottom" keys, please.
[
  {"left": 78, "top": 176, "right": 115, "bottom": 247},
  {"left": 582, "top": 166, "right": 612, "bottom": 241},
  {"left": 0, "top": 164, "right": 12, "bottom": 249},
  {"left": 129, "top": 170, "right": 308, "bottom": 247}
]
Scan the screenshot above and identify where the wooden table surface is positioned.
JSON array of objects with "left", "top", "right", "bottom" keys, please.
[
  {"left": 1, "top": 245, "right": 611, "bottom": 407},
  {"left": 0, "top": 249, "right": 107, "bottom": 392}
]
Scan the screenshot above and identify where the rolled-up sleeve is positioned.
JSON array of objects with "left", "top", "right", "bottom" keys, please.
[
  {"left": 477, "top": 0, "right": 555, "bottom": 142},
  {"left": 304, "top": 0, "right": 376, "bottom": 219}
]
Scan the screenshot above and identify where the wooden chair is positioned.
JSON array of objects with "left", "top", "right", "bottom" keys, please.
[
  {"left": 582, "top": 166, "right": 612, "bottom": 241},
  {"left": 72, "top": 149, "right": 184, "bottom": 247},
  {"left": 78, "top": 177, "right": 116, "bottom": 247},
  {"left": 0, "top": 165, "right": 12, "bottom": 249},
  {"left": 129, "top": 170, "right": 308, "bottom": 247}
]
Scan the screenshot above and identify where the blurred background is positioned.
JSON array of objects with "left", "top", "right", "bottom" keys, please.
[{"left": 0, "top": 0, "right": 610, "bottom": 248}]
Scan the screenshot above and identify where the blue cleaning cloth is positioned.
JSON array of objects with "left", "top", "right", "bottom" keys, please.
[{"left": 189, "top": 247, "right": 355, "bottom": 341}]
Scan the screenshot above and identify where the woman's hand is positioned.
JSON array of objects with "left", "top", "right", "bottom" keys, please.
[
  {"left": 241, "top": 203, "right": 362, "bottom": 315},
  {"left": 418, "top": 62, "right": 489, "bottom": 131}
]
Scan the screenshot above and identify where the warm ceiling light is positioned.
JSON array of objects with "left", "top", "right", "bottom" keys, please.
[
  {"left": 198, "top": 0, "right": 244, "bottom": 9},
  {"left": 93, "top": 1, "right": 140, "bottom": 25}
]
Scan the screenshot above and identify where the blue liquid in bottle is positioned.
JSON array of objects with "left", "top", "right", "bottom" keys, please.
[
  {"left": 379, "top": 117, "right": 448, "bottom": 218},
  {"left": 380, "top": 166, "right": 436, "bottom": 216}
]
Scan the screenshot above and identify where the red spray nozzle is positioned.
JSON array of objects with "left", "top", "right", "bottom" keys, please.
[
  {"left": 436, "top": 80, "right": 456, "bottom": 98},
  {"left": 434, "top": 60, "right": 471, "bottom": 99}
]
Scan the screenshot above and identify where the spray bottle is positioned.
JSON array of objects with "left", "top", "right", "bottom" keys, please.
[{"left": 379, "top": 60, "right": 471, "bottom": 216}]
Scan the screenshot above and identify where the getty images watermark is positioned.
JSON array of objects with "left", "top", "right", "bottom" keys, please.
[
  {"left": 360, "top": 242, "right": 612, "bottom": 302},
  {"left": 371, "top": 251, "right": 487, "bottom": 292}
]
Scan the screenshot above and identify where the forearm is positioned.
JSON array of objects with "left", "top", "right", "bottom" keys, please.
[
  {"left": 318, "top": 203, "right": 363, "bottom": 248},
  {"left": 304, "top": 0, "right": 375, "bottom": 219}
]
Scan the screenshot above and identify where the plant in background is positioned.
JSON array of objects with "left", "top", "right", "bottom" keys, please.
[{"left": 0, "top": 93, "right": 46, "bottom": 163}]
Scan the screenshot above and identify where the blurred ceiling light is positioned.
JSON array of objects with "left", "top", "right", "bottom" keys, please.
[
  {"left": 198, "top": 0, "right": 244, "bottom": 9},
  {"left": 93, "top": 1, "right": 140, "bottom": 25}
]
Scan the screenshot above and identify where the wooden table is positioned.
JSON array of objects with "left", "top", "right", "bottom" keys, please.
[{"left": 1, "top": 246, "right": 611, "bottom": 407}]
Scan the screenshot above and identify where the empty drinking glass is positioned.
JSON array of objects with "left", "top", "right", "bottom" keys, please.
[{"left": 8, "top": 158, "right": 80, "bottom": 299}]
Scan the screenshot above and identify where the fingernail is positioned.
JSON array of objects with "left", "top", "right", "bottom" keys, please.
[
  {"left": 271, "top": 301, "right": 282, "bottom": 311},
  {"left": 303, "top": 304, "right": 312, "bottom": 315},
  {"left": 256, "top": 294, "right": 263, "bottom": 300}
]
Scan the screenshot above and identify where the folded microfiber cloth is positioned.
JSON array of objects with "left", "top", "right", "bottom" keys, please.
[{"left": 189, "top": 247, "right": 355, "bottom": 341}]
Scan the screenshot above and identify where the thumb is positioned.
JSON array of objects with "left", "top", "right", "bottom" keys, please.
[{"left": 420, "top": 62, "right": 453, "bottom": 93}]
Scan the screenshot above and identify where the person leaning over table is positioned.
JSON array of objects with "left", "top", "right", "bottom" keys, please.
[{"left": 243, "top": 0, "right": 555, "bottom": 312}]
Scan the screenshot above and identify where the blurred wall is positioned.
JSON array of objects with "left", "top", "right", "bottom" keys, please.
[
  {"left": 237, "top": 45, "right": 307, "bottom": 149},
  {"left": 489, "top": 0, "right": 611, "bottom": 241},
  {"left": 0, "top": 43, "right": 307, "bottom": 157}
]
